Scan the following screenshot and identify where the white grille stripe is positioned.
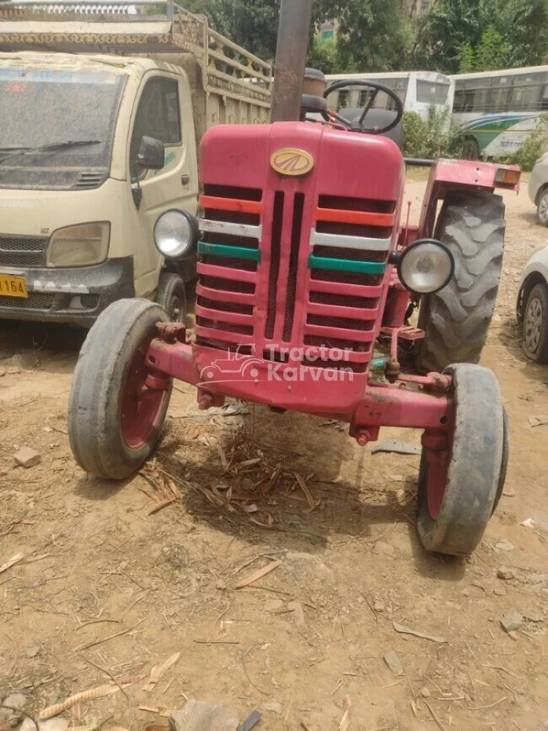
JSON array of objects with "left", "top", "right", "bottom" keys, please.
[
  {"left": 310, "top": 229, "right": 391, "bottom": 251},
  {"left": 201, "top": 219, "right": 262, "bottom": 239}
]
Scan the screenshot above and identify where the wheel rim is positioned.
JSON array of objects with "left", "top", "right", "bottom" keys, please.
[
  {"left": 121, "top": 335, "right": 167, "bottom": 449},
  {"left": 169, "top": 295, "right": 184, "bottom": 323},
  {"left": 524, "top": 296, "right": 543, "bottom": 353},
  {"left": 539, "top": 196, "right": 548, "bottom": 223}
]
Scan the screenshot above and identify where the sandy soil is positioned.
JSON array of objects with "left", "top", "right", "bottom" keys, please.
[{"left": 1, "top": 176, "right": 547, "bottom": 731}]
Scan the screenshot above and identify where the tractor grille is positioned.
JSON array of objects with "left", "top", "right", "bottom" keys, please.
[
  {"left": 0, "top": 234, "right": 48, "bottom": 268},
  {"left": 196, "top": 186, "right": 395, "bottom": 374},
  {"left": 196, "top": 184, "right": 261, "bottom": 350}
]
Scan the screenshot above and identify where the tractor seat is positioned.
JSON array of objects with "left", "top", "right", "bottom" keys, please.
[{"left": 337, "top": 108, "right": 403, "bottom": 151}]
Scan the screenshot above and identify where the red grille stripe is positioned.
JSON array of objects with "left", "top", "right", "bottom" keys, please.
[
  {"left": 195, "top": 304, "right": 255, "bottom": 327},
  {"left": 197, "top": 262, "right": 256, "bottom": 283},
  {"left": 197, "top": 283, "right": 256, "bottom": 306},
  {"left": 199, "top": 196, "right": 263, "bottom": 215},
  {"left": 306, "top": 301, "right": 378, "bottom": 321},
  {"left": 196, "top": 327, "right": 255, "bottom": 345},
  {"left": 304, "top": 323, "right": 376, "bottom": 343},
  {"left": 308, "top": 280, "right": 383, "bottom": 298},
  {"left": 314, "top": 208, "right": 394, "bottom": 227}
]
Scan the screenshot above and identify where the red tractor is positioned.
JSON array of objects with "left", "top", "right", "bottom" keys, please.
[{"left": 68, "top": 2, "right": 519, "bottom": 556}]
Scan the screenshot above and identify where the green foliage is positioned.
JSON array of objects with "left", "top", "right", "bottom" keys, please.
[
  {"left": 403, "top": 107, "right": 454, "bottom": 160},
  {"left": 418, "top": 0, "right": 548, "bottom": 73},
  {"left": 308, "top": 38, "right": 338, "bottom": 75},
  {"left": 502, "top": 117, "right": 548, "bottom": 171}
]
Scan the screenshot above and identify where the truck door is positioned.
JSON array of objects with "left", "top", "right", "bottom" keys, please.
[{"left": 129, "top": 73, "right": 198, "bottom": 296}]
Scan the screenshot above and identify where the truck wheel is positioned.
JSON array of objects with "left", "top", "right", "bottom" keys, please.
[
  {"left": 522, "top": 282, "right": 548, "bottom": 363},
  {"left": 417, "top": 364, "right": 506, "bottom": 556},
  {"left": 68, "top": 299, "right": 172, "bottom": 480},
  {"left": 462, "top": 137, "right": 480, "bottom": 160},
  {"left": 536, "top": 189, "right": 548, "bottom": 226},
  {"left": 416, "top": 191, "right": 505, "bottom": 373},
  {"left": 155, "top": 272, "right": 187, "bottom": 323}
]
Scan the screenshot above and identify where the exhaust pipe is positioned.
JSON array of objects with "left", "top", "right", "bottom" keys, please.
[{"left": 271, "top": 0, "right": 314, "bottom": 123}]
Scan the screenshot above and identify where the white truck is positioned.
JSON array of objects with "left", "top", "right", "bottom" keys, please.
[{"left": 0, "top": 1, "right": 272, "bottom": 324}]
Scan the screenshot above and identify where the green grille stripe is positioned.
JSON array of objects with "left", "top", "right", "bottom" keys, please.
[
  {"left": 308, "top": 254, "right": 386, "bottom": 275},
  {"left": 198, "top": 241, "right": 261, "bottom": 262}
]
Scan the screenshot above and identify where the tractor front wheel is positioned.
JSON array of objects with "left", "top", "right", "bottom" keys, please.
[
  {"left": 68, "top": 299, "right": 172, "bottom": 480},
  {"left": 417, "top": 363, "right": 508, "bottom": 556},
  {"left": 416, "top": 192, "right": 506, "bottom": 373}
]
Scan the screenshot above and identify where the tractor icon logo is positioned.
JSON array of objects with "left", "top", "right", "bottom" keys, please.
[
  {"left": 270, "top": 148, "right": 315, "bottom": 177},
  {"left": 199, "top": 347, "right": 263, "bottom": 384}
]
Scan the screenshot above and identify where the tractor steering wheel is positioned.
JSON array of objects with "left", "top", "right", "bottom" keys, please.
[{"left": 323, "top": 79, "right": 404, "bottom": 135}]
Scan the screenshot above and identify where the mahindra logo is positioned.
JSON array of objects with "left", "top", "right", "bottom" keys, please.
[{"left": 270, "top": 148, "right": 315, "bottom": 177}]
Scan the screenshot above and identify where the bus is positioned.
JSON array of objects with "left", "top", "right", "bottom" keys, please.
[
  {"left": 324, "top": 71, "right": 454, "bottom": 122},
  {"left": 451, "top": 66, "right": 548, "bottom": 159}
]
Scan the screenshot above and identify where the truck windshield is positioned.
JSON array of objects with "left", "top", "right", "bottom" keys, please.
[{"left": 0, "top": 67, "right": 126, "bottom": 190}]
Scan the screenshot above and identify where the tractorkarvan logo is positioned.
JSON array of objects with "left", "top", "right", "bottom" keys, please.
[{"left": 198, "top": 345, "right": 355, "bottom": 385}]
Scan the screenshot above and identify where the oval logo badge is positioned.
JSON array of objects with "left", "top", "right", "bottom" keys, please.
[{"left": 270, "top": 148, "right": 314, "bottom": 177}]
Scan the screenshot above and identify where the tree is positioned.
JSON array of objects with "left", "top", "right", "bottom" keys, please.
[{"left": 417, "top": 0, "right": 548, "bottom": 73}]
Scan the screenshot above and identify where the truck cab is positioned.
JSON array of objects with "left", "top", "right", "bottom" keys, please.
[{"left": 0, "top": 2, "right": 272, "bottom": 325}]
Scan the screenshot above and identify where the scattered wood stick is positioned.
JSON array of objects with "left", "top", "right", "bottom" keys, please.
[
  {"left": 40, "top": 683, "right": 131, "bottom": 720},
  {"left": 235, "top": 560, "right": 282, "bottom": 589},
  {"left": 81, "top": 656, "right": 129, "bottom": 699},
  {"left": 193, "top": 640, "right": 240, "bottom": 645},
  {"left": 469, "top": 696, "right": 507, "bottom": 711},
  {"left": 424, "top": 702, "right": 449, "bottom": 731},
  {"left": 144, "top": 653, "right": 181, "bottom": 692},
  {"left": 76, "top": 619, "right": 121, "bottom": 631},
  {"left": 393, "top": 621, "right": 447, "bottom": 644},
  {"left": 148, "top": 498, "right": 177, "bottom": 516},
  {"left": 73, "top": 618, "right": 145, "bottom": 653},
  {"left": 338, "top": 695, "right": 351, "bottom": 731},
  {"left": 294, "top": 473, "right": 318, "bottom": 510},
  {"left": 138, "top": 706, "right": 171, "bottom": 717},
  {"left": 0, "top": 553, "right": 24, "bottom": 575},
  {"left": 300, "top": 721, "right": 314, "bottom": 731}
]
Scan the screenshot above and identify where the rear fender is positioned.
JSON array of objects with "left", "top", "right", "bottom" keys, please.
[{"left": 418, "top": 159, "right": 520, "bottom": 239}]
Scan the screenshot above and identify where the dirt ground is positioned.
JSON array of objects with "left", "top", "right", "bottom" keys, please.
[{"left": 1, "top": 176, "right": 547, "bottom": 731}]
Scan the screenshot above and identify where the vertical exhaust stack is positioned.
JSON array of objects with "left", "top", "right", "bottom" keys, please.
[{"left": 271, "top": 0, "right": 314, "bottom": 122}]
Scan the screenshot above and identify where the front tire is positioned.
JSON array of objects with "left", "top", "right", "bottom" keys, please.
[
  {"left": 68, "top": 299, "right": 172, "bottom": 480},
  {"left": 416, "top": 192, "right": 506, "bottom": 373},
  {"left": 536, "top": 189, "right": 548, "bottom": 226},
  {"left": 522, "top": 282, "right": 548, "bottom": 363},
  {"left": 417, "top": 364, "right": 506, "bottom": 556}
]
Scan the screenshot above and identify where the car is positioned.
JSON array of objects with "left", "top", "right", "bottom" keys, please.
[
  {"left": 529, "top": 152, "right": 548, "bottom": 225},
  {"left": 517, "top": 243, "right": 548, "bottom": 363}
]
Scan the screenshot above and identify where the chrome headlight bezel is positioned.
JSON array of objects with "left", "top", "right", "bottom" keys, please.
[
  {"left": 396, "top": 239, "right": 455, "bottom": 296},
  {"left": 153, "top": 209, "right": 200, "bottom": 260}
]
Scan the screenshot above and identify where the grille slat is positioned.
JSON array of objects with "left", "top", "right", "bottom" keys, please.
[
  {"left": 283, "top": 193, "right": 304, "bottom": 343},
  {"left": 0, "top": 292, "right": 54, "bottom": 310},
  {"left": 265, "top": 191, "right": 284, "bottom": 340}
]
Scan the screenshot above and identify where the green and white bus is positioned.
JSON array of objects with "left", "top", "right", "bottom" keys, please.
[{"left": 451, "top": 66, "right": 548, "bottom": 159}]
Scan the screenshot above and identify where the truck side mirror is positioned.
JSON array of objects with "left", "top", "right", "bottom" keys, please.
[{"left": 137, "top": 136, "right": 165, "bottom": 170}]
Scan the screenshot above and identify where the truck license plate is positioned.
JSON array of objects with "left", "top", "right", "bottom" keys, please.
[{"left": 0, "top": 274, "right": 28, "bottom": 298}]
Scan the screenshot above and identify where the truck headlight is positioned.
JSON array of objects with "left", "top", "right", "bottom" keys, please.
[
  {"left": 46, "top": 222, "right": 110, "bottom": 268},
  {"left": 396, "top": 239, "right": 454, "bottom": 295},
  {"left": 154, "top": 209, "right": 199, "bottom": 259}
]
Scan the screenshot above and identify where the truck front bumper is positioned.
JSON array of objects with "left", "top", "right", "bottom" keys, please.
[{"left": 0, "top": 257, "right": 134, "bottom": 327}]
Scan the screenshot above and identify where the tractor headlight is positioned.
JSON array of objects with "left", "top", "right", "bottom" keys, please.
[
  {"left": 153, "top": 209, "right": 199, "bottom": 260},
  {"left": 46, "top": 222, "right": 110, "bottom": 268},
  {"left": 397, "top": 239, "right": 454, "bottom": 295}
]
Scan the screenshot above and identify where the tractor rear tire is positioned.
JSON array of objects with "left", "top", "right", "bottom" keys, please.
[
  {"left": 416, "top": 192, "right": 506, "bottom": 374},
  {"left": 416, "top": 364, "right": 507, "bottom": 556},
  {"left": 68, "top": 299, "right": 172, "bottom": 480}
]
